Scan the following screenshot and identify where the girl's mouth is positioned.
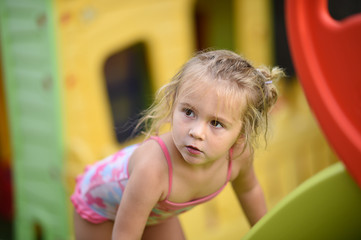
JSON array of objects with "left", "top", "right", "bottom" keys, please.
[{"left": 186, "top": 145, "right": 202, "bottom": 155}]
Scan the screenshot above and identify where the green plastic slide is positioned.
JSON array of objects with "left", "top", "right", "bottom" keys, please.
[{"left": 243, "top": 162, "right": 361, "bottom": 240}]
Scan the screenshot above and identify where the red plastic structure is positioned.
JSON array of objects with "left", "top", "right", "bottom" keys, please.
[{"left": 285, "top": 0, "right": 361, "bottom": 187}]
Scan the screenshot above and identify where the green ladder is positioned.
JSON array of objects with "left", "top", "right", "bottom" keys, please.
[{"left": 0, "top": 0, "right": 69, "bottom": 239}]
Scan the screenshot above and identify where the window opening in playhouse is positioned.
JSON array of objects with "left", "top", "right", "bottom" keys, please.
[
  {"left": 194, "top": 0, "right": 235, "bottom": 51},
  {"left": 328, "top": 0, "right": 361, "bottom": 21},
  {"left": 272, "top": 0, "right": 361, "bottom": 80},
  {"left": 103, "top": 43, "right": 153, "bottom": 143}
]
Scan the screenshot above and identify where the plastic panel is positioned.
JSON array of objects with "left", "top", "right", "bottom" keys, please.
[
  {"left": 0, "top": 0, "right": 69, "bottom": 239},
  {"left": 285, "top": 0, "right": 361, "bottom": 187},
  {"left": 243, "top": 162, "right": 361, "bottom": 239}
]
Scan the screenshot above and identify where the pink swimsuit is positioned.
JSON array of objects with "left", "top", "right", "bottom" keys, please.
[{"left": 71, "top": 136, "right": 233, "bottom": 225}]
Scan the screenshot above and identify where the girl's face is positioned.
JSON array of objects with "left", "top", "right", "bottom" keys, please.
[{"left": 171, "top": 82, "right": 244, "bottom": 166}]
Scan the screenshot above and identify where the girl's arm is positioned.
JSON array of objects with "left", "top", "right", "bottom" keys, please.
[
  {"left": 112, "top": 143, "right": 168, "bottom": 239},
  {"left": 231, "top": 164, "right": 267, "bottom": 226},
  {"left": 231, "top": 145, "right": 267, "bottom": 226}
]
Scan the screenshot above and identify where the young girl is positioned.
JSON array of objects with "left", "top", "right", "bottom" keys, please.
[{"left": 71, "top": 50, "right": 284, "bottom": 240}]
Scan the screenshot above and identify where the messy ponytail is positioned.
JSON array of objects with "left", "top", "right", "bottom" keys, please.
[{"left": 241, "top": 65, "right": 285, "bottom": 149}]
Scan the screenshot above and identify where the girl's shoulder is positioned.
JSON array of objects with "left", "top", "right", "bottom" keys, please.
[
  {"left": 121, "top": 137, "right": 172, "bottom": 208},
  {"left": 128, "top": 136, "right": 170, "bottom": 179}
]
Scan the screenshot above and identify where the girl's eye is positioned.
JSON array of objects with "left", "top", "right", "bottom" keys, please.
[
  {"left": 210, "top": 120, "right": 224, "bottom": 129},
  {"left": 184, "top": 108, "right": 195, "bottom": 118}
]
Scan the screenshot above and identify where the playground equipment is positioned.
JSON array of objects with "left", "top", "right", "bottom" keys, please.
[
  {"left": 0, "top": 1, "right": 69, "bottom": 239},
  {"left": 243, "top": 0, "right": 361, "bottom": 238},
  {"left": 243, "top": 162, "right": 361, "bottom": 239},
  {"left": 286, "top": 0, "right": 361, "bottom": 187},
  {"left": 0, "top": 0, "right": 347, "bottom": 239}
]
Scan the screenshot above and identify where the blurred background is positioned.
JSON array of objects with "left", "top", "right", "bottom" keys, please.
[{"left": 0, "top": 0, "right": 360, "bottom": 239}]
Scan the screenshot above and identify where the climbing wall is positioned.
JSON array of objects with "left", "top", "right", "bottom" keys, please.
[{"left": 0, "top": 0, "right": 69, "bottom": 239}]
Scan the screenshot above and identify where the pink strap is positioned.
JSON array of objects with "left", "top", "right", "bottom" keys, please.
[
  {"left": 150, "top": 136, "right": 234, "bottom": 205},
  {"left": 165, "top": 158, "right": 233, "bottom": 207},
  {"left": 149, "top": 136, "right": 173, "bottom": 199}
]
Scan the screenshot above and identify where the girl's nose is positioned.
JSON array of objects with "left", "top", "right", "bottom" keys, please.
[{"left": 189, "top": 122, "right": 206, "bottom": 140}]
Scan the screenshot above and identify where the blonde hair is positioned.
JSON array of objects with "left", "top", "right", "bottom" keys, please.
[{"left": 136, "top": 49, "right": 284, "bottom": 150}]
